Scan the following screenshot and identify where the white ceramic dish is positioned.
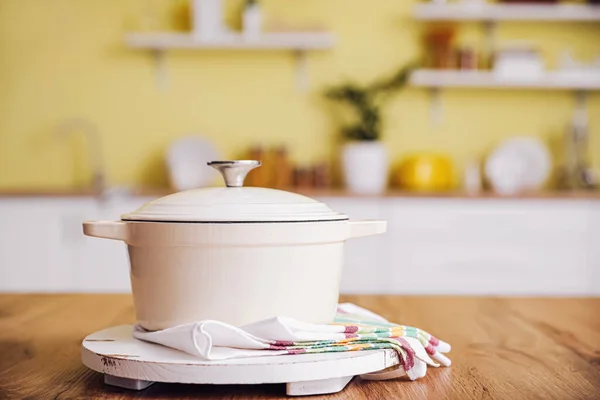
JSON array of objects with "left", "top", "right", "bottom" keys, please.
[
  {"left": 83, "top": 161, "right": 386, "bottom": 331},
  {"left": 166, "top": 136, "right": 220, "bottom": 191},
  {"left": 485, "top": 137, "right": 551, "bottom": 195}
]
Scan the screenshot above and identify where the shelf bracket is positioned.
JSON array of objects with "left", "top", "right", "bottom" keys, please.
[
  {"left": 429, "top": 87, "right": 443, "bottom": 125},
  {"left": 153, "top": 50, "right": 168, "bottom": 91},
  {"left": 294, "top": 50, "right": 309, "bottom": 92},
  {"left": 574, "top": 90, "right": 588, "bottom": 115}
]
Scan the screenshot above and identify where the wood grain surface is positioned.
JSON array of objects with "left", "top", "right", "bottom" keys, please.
[{"left": 0, "top": 295, "right": 598, "bottom": 399}]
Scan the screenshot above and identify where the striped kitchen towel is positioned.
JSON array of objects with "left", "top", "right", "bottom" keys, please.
[{"left": 133, "top": 303, "right": 451, "bottom": 380}]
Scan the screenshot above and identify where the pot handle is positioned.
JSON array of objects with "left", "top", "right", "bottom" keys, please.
[
  {"left": 348, "top": 220, "right": 387, "bottom": 239},
  {"left": 82, "top": 221, "right": 128, "bottom": 242}
]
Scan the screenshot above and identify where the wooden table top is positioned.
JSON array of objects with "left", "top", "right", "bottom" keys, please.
[{"left": 0, "top": 295, "right": 598, "bottom": 399}]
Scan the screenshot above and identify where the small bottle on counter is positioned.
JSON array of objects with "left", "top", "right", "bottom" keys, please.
[
  {"left": 463, "top": 158, "right": 481, "bottom": 196},
  {"left": 313, "top": 161, "right": 332, "bottom": 189},
  {"left": 273, "top": 146, "right": 292, "bottom": 189},
  {"left": 247, "top": 145, "right": 269, "bottom": 187},
  {"left": 293, "top": 166, "right": 315, "bottom": 190}
]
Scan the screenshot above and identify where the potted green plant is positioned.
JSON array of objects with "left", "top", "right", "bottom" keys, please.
[{"left": 325, "top": 65, "right": 412, "bottom": 194}]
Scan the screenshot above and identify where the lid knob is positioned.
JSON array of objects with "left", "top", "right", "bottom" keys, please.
[{"left": 208, "top": 160, "right": 261, "bottom": 187}]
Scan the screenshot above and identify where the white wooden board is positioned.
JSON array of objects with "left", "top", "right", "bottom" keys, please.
[{"left": 81, "top": 325, "right": 400, "bottom": 396}]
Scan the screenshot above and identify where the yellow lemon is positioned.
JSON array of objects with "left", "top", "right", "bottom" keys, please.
[{"left": 394, "top": 153, "right": 454, "bottom": 191}]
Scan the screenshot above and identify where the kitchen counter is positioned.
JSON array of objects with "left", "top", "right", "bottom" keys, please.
[
  {"left": 0, "top": 295, "right": 598, "bottom": 399},
  {"left": 1, "top": 187, "right": 600, "bottom": 199}
]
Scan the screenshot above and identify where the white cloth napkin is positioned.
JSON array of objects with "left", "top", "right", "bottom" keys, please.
[{"left": 133, "top": 303, "right": 451, "bottom": 381}]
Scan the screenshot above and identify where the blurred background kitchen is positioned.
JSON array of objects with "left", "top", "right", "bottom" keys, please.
[{"left": 1, "top": 0, "right": 599, "bottom": 295}]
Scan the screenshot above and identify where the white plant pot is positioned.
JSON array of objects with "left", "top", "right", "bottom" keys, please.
[{"left": 342, "top": 142, "right": 388, "bottom": 194}]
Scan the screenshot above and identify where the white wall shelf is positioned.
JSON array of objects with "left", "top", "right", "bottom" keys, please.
[
  {"left": 413, "top": 3, "right": 600, "bottom": 22},
  {"left": 411, "top": 3, "right": 599, "bottom": 123},
  {"left": 410, "top": 69, "right": 600, "bottom": 90},
  {"left": 124, "top": 32, "right": 335, "bottom": 90},
  {"left": 125, "top": 32, "right": 335, "bottom": 50},
  {"left": 410, "top": 69, "right": 600, "bottom": 123}
]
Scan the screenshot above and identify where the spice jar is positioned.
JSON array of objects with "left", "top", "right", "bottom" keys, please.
[
  {"left": 314, "top": 162, "right": 332, "bottom": 189},
  {"left": 273, "top": 145, "right": 292, "bottom": 189},
  {"left": 425, "top": 27, "right": 456, "bottom": 69},
  {"left": 457, "top": 47, "right": 478, "bottom": 70},
  {"left": 293, "top": 166, "right": 314, "bottom": 190}
]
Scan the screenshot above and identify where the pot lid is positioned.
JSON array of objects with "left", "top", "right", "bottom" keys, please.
[{"left": 121, "top": 160, "right": 348, "bottom": 223}]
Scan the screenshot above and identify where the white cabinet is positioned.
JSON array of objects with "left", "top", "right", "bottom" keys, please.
[
  {"left": 317, "top": 197, "right": 599, "bottom": 296},
  {"left": 319, "top": 197, "right": 388, "bottom": 294},
  {"left": 377, "top": 199, "right": 596, "bottom": 295},
  {"left": 586, "top": 202, "right": 600, "bottom": 294},
  {"left": 0, "top": 196, "right": 151, "bottom": 293},
  {"left": 71, "top": 198, "right": 152, "bottom": 292},
  {"left": 0, "top": 195, "right": 598, "bottom": 295},
  {"left": 0, "top": 199, "right": 64, "bottom": 291}
]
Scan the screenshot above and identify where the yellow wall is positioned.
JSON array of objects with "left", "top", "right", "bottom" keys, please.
[{"left": 1, "top": 0, "right": 599, "bottom": 189}]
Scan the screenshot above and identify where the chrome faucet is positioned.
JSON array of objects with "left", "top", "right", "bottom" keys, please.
[{"left": 55, "top": 118, "right": 106, "bottom": 197}]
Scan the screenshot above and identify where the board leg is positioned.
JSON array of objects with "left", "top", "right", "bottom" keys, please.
[
  {"left": 286, "top": 376, "right": 354, "bottom": 396},
  {"left": 104, "top": 374, "right": 155, "bottom": 390}
]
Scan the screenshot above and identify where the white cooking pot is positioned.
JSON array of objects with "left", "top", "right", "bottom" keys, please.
[{"left": 83, "top": 160, "right": 386, "bottom": 331}]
